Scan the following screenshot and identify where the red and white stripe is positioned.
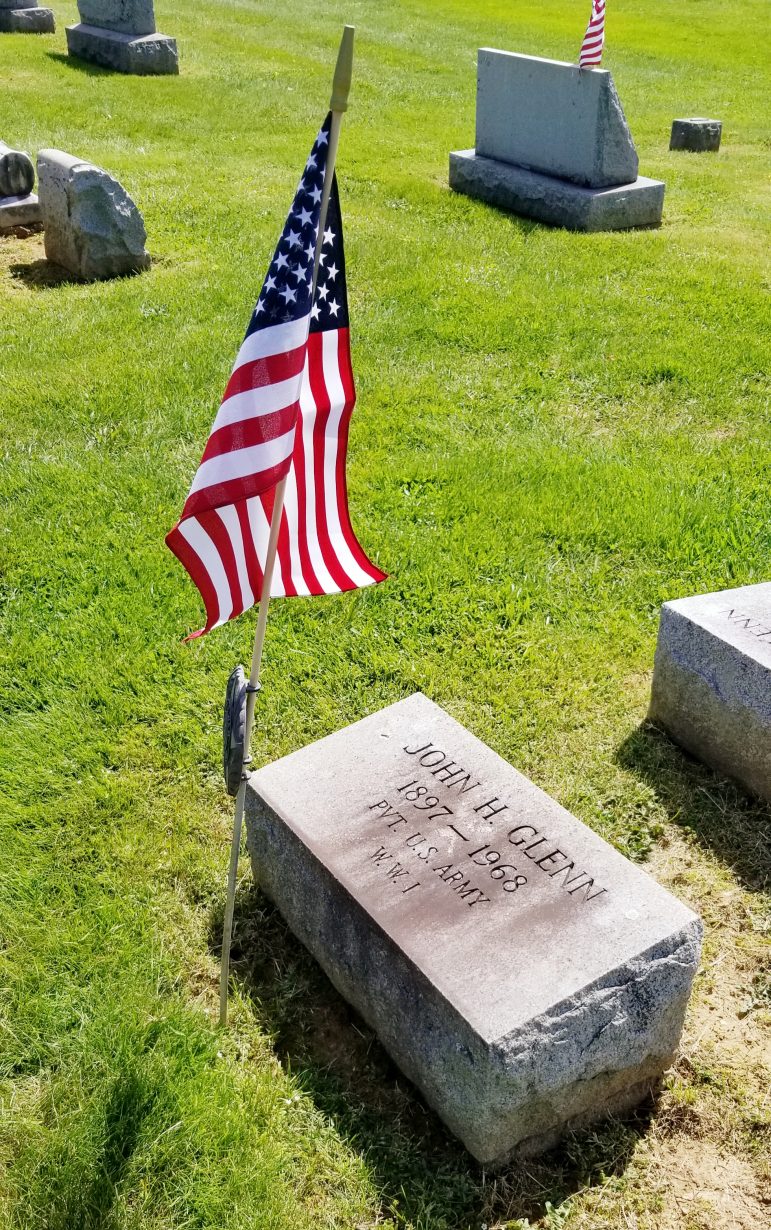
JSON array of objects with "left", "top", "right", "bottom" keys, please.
[
  {"left": 167, "top": 325, "right": 384, "bottom": 637},
  {"left": 176, "top": 316, "right": 309, "bottom": 523},
  {"left": 579, "top": 0, "right": 606, "bottom": 68}
]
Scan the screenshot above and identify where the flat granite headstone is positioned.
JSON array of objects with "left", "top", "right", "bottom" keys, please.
[
  {"left": 650, "top": 583, "right": 771, "bottom": 802},
  {"left": 38, "top": 149, "right": 150, "bottom": 280},
  {"left": 450, "top": 49, "right": 664, "bottom": 232},
  {"left": 0, "top": 0, "right": 55, "bottom": 33},
  {"left": 245, "top": 693, "right": 701, "bottom": 1164},
  {"left": 66, "top": 0, "right": 177, "bottom": 74}
]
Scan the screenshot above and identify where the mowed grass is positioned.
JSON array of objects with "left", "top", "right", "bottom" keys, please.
[{"left": 1, "top": 1, "right": 769, "bottom": 1227}]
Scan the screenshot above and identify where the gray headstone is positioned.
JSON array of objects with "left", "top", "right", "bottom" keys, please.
[
  {"left": 670, "top": 117, "right": 722, "bottom": 153},
  {"left": 0, "top": 142, "right": 35, "bottom": 197},
  {"left": 66, "top": 22, "right": 178, "bottom": 74},
  {"left": 0, "top": 4, "right": 55, "bottom": 32},
  {"left": 76, "top": 0, "right": 155, "bottom": 35},
  {"left": 245, "top": 693, "right": 701, "bottom": 1164},
  {"left": 475, "top": 50, "right": 639, "bottom": 189},
  {"left": 37, "top": 149, "right": 150, "bottom": 281},
  {"left": 450, "top": 150, "right": 664, "bottom": 232},
  {"left": 649, "top": 584, "right": 771, "bottom": 802}
]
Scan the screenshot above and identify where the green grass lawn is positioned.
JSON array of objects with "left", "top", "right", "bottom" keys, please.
[{"left": 1, "top": 1, "right": 769, "bottom": 1227}]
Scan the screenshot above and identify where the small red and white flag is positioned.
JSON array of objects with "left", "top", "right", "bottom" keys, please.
[
  {"left": 579, "top": 0, "right": 606, "bottom": 68},
  {"left": 166, "top": 115, "right": 385, "bottom": 638}
]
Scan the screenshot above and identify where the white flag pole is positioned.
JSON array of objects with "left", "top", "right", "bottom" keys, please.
[{"left": 219, "top": 25, "right": 355, "bottom": 1028}]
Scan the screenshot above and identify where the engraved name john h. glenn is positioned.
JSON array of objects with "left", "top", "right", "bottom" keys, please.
[{"left": 363, "top": 737, "right": 608, "bottom": 909}]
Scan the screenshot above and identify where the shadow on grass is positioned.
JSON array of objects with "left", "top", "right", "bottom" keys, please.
[
  {"left": 617, "top": 721, "right": 771, "bottom": 893},
  {"left": 34, "top": 1065, "right": 162, "bottom": 1230},
  {"left": 9, "top": 259, "right": 75, "bottom": 290},
  {"left": 214, "top": 885, "right": 656, "bottom": 1227},
  {"left": 9, "top": 259, "right": 148, "bottom": 290},
  {"left": 46, "top": 51, "right": 114, "bottom": 76}
]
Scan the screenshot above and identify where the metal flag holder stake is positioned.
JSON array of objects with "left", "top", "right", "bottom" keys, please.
[{"left": 218, "top": 25, "right": 355, "bottom": 1028}]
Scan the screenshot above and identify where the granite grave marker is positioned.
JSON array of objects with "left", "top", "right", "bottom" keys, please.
[
  {"left": 66, "top": 0, "right": 178, "bottom": 74},
  {"left": 450, "top": 50, "right": 665, "bottom": 232},
  {"left": 0, "top": 140, "right": 41, "bottom": 232},
  {"left": 670, "top": 118, "right": 722, "bottom": 153},
  {"left": 38, "top": 149, "right": 150, "bottom": 280},
  {"left": 650, "top": 583, "right": 771, "bottom": 802},
  {"left": 245, "top": 693, "right": 701, "bottom": 1163}
]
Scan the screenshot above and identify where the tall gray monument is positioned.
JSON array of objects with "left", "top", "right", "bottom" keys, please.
[
  {"left": 66, "top": 0, "right": 178, "bottom": 74},
  {"left": 245, "top": 693, "right": 701, "bottom": 1164},
  {"left": 0, "top": 0, "right": 54, "bottom": 33},
  {"left": 450, "top": 50, "right": 665, "bottom": 232}
]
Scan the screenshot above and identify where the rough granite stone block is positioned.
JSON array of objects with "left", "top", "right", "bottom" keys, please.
[
  {"left": 670, "top": 117, "right": 722, "bottom": 153},
  {"left": 66, "top": 22, "right": 178, "bottom": 74},
  {"left": 449, "top": 149, "right": 664, "bottom": 233},
  {"left": 0, "top": 192, "right": 41, "bottom": 230},
  {"left": 0, "top": 142, "right": 35, "bottom": 197},
  {"left": 0, "top": 5, "right": 55, "bottom": 32},
  {"left": 476, "top": 49, "right": 638, "bottom": 188},
  {"left": 245, "top": 693, "right": 701, "bottom": 1164},
  {"left": 37, "top": 148, "right": 150, "bottom": 280},
  {"left": 649, "top": 583, "right": 771, "bottom": 802},
  {"left": 76, "top": 0, "right": 155, "bottom": 35}
]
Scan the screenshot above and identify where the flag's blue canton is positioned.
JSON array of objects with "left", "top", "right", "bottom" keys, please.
[
  {"left": 246, "top": 114, "right": 332, "bottom": 336},
  {"left": 309, "top": 175, "right": 349, "bottom": 334}
]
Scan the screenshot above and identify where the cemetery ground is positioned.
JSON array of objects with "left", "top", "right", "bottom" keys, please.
[{"left": 0, "top": 0, "right": 769, "bottom": 1226}]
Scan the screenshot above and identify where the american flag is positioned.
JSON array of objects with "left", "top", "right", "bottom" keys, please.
[
  {"left": 579, "top": 0, "right": 606, "bottom": 68},
  {"left": 166, "top": 115, "right": 385, "bottom": 637}
]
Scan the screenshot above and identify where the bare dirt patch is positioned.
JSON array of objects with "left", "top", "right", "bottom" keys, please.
[{"left": 652, "top": 1138, "right": 769, "bottom": 1230}]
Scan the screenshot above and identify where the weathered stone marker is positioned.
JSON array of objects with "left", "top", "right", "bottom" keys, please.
[
  {"left": 66, "top": 0, "right": 178, "bottom": 74},
  {"left": 450, "top": 50, "right": 665, "bottom": 232},
  {"left": 245, "top": 693, "right": 701, "bottom": 1164},
  {"left": 669, "top": 117, "right": 722, "bottom": 153},
  {"left": 0, "top": 0, "right": 54, "bottom": 34},
  {"left": 650, "top": 583, "right": 771, "bottom": 802},
  {"left": 38, "top": 149, "right": 150, "bottom": 280},
  {"left": 0, "top": 140, "right": 41, "bottom": 232}
]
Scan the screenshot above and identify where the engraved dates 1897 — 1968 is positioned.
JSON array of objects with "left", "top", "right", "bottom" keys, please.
[{"left": 362, "top": 737, "right": 608, "bottom": 912}]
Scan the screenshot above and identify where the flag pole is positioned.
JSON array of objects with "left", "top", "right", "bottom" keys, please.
[{"left": 218, "top": 24, "right": 355, "bottom": 1028}]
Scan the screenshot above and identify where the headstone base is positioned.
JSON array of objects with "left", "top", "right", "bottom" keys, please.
[
  {"left": 0, "top": 7, "right": 55, "bottom": 32},
  {"left": 66, "top": 23, "right": 178, "bottom": 75},
  {"left": 450, "top": 149, "right": 665, "bottom": 232},
  {"left": 0, "top": 192, "right": 42, "bottom": 230},
  {"left": 669, "top": 118, "right": 722, "bottom": 153}
]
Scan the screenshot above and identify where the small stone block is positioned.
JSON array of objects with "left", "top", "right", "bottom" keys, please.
[
  {"left": 66, "top": 22, "right": 178, "bottom": 74},
  {"left": 650, "top": 583, "right": 771, "bottom": 802},
  {"left": 669, "top": 117, "right": 722, "bottom": 152},
  {"left": 449, "top": 149, "right": 665, "bottom": 232},
  {"left": 0, "top": 192, "right": 42, "bottom": 230},
  {"left": 245, "top": 693, "right": 701, "bottom": 1165},
  {"left": 0, "top": 6, "right": 55, "bottom": 32},
  {"left": 476, "top": 49, "right": 638, "bottom": 188}
]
